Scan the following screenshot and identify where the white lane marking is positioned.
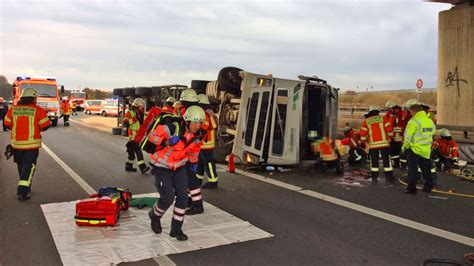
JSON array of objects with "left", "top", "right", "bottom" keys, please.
[
  {"left": 217, "top": 164, "right": 474, "bottom": 247},
  {"left": 42, "top": 143, "right": 176, "bottom": 265},
  {"left": 68, "top": 118, "right": 87, "bottom": 126}
]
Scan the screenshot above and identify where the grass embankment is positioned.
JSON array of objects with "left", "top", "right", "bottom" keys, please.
[{"left": 340, "top": 91, "right": 437, "bottom": 109}]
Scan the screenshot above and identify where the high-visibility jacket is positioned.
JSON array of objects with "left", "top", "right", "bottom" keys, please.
[
  {"left": 60, "top": 102, "right": 72, "bottom": 115},
  {"left": 384, "top": 110, "right": 404, "bottom": 143},
  {"left": 134, "top": 106, "right": 162, "bottom": 144},
  {"left": 162, "top": 105, "right": 174, "bottom": 114},
  {"left": 147, "top": 122, "right": 203, "bottom": 170},
  {"left": 124, "top": 109, "right": 142, "bottom": 141},
  {"left": 401, "top": 110, "right": 411, "bottom": 133},
  {"left": 346, "top": 129, "right": 361, "bottom": 149},
  {"left": 433, "top": 137, "right": 458, "bottom": 159},
  {"left": 174, "top": 106, "right": 186, "bottom": 118},
  {"left": 360, "top": 114, "right": 393, "bottom": 149},
  {"left": 201, "top": 110, "right": 218, "bottom": 150},
  {"left": 318, "top": 137, "right": 338, "bottom": 161},
  {"left": 71, "top": 102, "right": 77, "bottom": 109},
  {"left": 403, "top": 111, "right": 436, "bottom": 159},
  {"left": 426, "top": 111, "right": 437, "bottom": 124},
  {"left": 4, "top": 104, "right": 51, "bottom": 149}
]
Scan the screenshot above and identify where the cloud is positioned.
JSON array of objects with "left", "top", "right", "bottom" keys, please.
[{"left": 0, "top": 0, "right": 450, "bottom": 91}]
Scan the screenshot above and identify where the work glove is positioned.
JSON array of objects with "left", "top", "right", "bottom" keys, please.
[
  {"left": 168, "top": 135, "right": 180, "bottom": 146},
  {"left": 4, "top": 144, "right": 14, "bottom": 160},
  {"left": 190, "top": 163, "right": 198, "bottom": 173}
]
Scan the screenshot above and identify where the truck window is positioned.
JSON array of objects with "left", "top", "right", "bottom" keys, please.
[
  {"left": 255, "top": 91, "right": 270, "bottom": 150},
  {"left": 245, "top": 92, "right": 259, "bottom": 147},
  {"left": 20, "top": 83, "right": 57, "bottom": 97},
  {"left": 272, "top": 90, "right": 288, "bottom": 155}
]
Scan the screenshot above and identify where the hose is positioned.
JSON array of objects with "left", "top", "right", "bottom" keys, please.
[{"left": 398, "top": 174, "right": 474, "bottom": 198}]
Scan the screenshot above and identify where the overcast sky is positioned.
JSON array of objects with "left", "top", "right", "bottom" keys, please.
[{"left": 0, "top": 0, "right": 450, "bottom": 91}]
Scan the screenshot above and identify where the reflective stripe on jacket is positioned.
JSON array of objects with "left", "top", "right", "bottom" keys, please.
[
  {"left": 346, "top": 129, "right": 361, "bottom": 149},
  {"left": 60, "top": 102, "right": 71, "bottom": 115},
  {"left": 318, "top": 137, "right": 338, "bottom": 161},
  {"left": 403, "top": 111, "right": 436, "bottom": 159},
  {"left": 4, "top": 104, "right": 50, "bottom": 149},
  {"left": 360, "top": 114, "right": 392, "bottom": 149},
  {"left": 125, "top": 109, "right": 141, "bottom": 140},
  {"left": 201, "top": 110, "right": 218, "bottom": 150},
  {"left": 433, "top": 137, "right": 458, "bottom": 159}
]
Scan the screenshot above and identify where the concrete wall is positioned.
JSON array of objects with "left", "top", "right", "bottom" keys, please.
[{"left": 437, "top": 4, "right": 474, "bottom": 127}]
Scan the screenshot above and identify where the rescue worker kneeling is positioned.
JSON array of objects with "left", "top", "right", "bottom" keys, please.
[
  {"left": 311, "top": 133, "right": 343, "bottom": 174},
  {"left": 342, "top": 126, "right": 366, "bottom": 167},
  {"left": 432, "top": 128, "right": 460, "bottom": 172},
  {"left": 147, "top": 106, "right": 206, "bottom": 241}
]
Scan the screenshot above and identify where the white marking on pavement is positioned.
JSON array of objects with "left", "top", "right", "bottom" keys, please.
[
  {"left": 42, "top": 144, "right": 176, "bottom": 265},
  {"left": 217, "top": 164, "right": 474, "bottom": 247}
]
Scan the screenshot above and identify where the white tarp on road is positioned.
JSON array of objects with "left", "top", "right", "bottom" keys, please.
[{"left": 41, "top": 193, "right": 273, "bottom": 265}]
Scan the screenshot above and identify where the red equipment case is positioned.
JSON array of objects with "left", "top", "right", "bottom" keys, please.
[{"left": 75, "top": 196, "right": 122, "bottom": 226}]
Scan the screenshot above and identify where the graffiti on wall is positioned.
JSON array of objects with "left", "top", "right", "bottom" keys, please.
[{"left": 445, "top": 66, "right": 468, "bottom": 97}]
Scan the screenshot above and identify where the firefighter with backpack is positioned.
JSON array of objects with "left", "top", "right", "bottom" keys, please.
[
  {"left": 123, "top": 98, "right": 150, "bottom": 174},
  {"left": 147, "top": 105, "right": 206, "bottom": 241}
]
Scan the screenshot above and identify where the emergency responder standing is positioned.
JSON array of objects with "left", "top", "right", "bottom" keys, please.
[
  {"left": 3, "top": 88, "right": 51, "bottom": 201},
  {"left": 360, "top": 105, "right": 394, "bottom": 181},
  {"left": 384, "top": 101, "right": 404, "bottom": 168},
  {"left": 0, "top": 97, "right": 8, "bottom": 131},
  {"left": 60, "top": 99, "right": 72, "bottom": 127},
  {"left": 162, "top": 97, "right": 176, "bottom": 113},
  {"left": 401, "top": 99, "right": 436, "bottom": 194},
  {"left": 342, "top": 126, "right": 366, "bottom": 167},
  {"left": 147, "top": 106, "right": 206, "bottom": 241},
  {"left": 196, "top": 94, "right": 219, "bottom": 189},
  {"left": 432, "top": 128, "right": 459, "bottom": 172},
  {"left": 124, "top": 98, "right": 150, "bottom": 174},
  {"left": 71, "top": 101, "right": 78, "bottom": 116}
]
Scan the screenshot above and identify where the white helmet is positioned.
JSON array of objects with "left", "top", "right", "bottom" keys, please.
[
  {"left": 197, "top": 94, "right": 210, "bottom": 105},
  {"left": 439, "top": 128, "right": 451, "bottom": 137},
  {"left": 132, "top": 98, "right": 145, "bottom": 107},
  {"left": 183, "top": 105, "right": 206, "bottom": 123},
  {"left": 165, "top": 97, "right": 176, "bottom": 103},
  {"left": 385, "top": 100, "right": 396, "bottom": 108},
  {"left": 20, "top": 88, "right": 38, "bottom": 98},
  {"left": 179, "top": 89, "right": 199, "bottom": 102},
  {"left": 173, "top": 101, "right": 181, "bottom": 108},
  {"left": 368, "top": 105, "right": 380, "bottom": 112},
  {"left": 404, "top": 98, "right": 421, "bottom": 109}
]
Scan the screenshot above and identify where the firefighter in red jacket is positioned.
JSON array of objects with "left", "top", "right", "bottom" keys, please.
[
  {"left": 162, "top": 97, "right": 176, "bottom": 114},
  {"left": 432, "top": 128, "right": 459, "bottom": 171},
  {"left": 196, "top": 94, "right": 219, "bottom": 189},
  {"left": 360, "top": 105, "right": 394, "bottom": 181},
  {"left": 123, "top": 98, "right": 150, "bottom": 174},
  {"left": 60, "top": 99, "right": 72, "bottom": 127},
  {"left": 310, "top": 132, "right": 343, "bottom": 174},
  {"left": 342, "top": 126, "right": 366, "bottom": 166},
  {"left": 147, "top": 106, "right": 206, "bottom": 241},
  {"left": 4, "top": 88, "right": 51, "bottom": 201},
  {"left": 384, "top": 101, "right": 404, "bottom": 168}
]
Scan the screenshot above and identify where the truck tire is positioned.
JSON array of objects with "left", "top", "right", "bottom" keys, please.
[
  {"left": 113, "top": 88, "right": 123, "bottom": 97},
  {"left": 101, "top": 111, "right": 107, "bottom": 117},
  {"left": 218, "top": 67, "right": 243, "bottom": 96},
  {"left": 191, "top": 80, "right": 209, "bottom": 94},
  {"left": 112, "top": 127, "right": 122, "bottom": 135},
  {"left": 135, "top": 87, "right": 152, "bottom": 96},
  {"left": 123, "top": 88, "right": 136, "bottom": 96},
  {"left": 51, "top": 118, "right": 58, "bottom": 127},
  {"left": 121, "top": 127, "right": 128, "bottom": 136}
]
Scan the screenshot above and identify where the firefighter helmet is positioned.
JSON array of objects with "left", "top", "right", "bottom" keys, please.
[
  {"left": 165, "top": 97, "right": 176, "bottom": 103},
  {"left": 404, "top": 98, "right": 421, "bottom": 108},
  {"left": 183, "top": 105, "right": 206, "bottom": 123},
  {"left": 439, "top": 128, "right": 451, "bottom": 137},
  {"left": 20, "top": 88, "right": 38, "bottom": 98},
  {"left": 342, "top": 126, "right": 352, "bottom": 135},
  {"left": 368, "top": 105, "right": 380, "bottom": 112},
  {"left": 179, "top": 89, "right": 199, "bottom": 102},
  {"left": 385, "top": 100, "right": 396, "bottom": 108},
  {"left": 197, "top": 94, "right": 210, "bottom": 105},
  {"left": 173, "top": 101, "right": 181, "bottom": 108},
  {"left": 132, "top": 98, "right": 145, "bottom": 107}
]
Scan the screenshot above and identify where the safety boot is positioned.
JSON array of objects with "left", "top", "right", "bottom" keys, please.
[
  {"left": 186, "top": 204, "right": 204, "bottom": 215},
  {"left": 148, "top": 210, "right": 162, "bottom": 234},
  {"left": 170, "top": 229, "right": 188, "bottom": 241},
  {"left": 125, "top": 162, "right": 137, "bottom": 172},
  {"left": 17, "top": 193, "right": 30, "bottom": 201},
  {"left": 201, "top": 182, "right": 218, "bottom": 189},
  {"left": 139, "top": 164, "right": 150, "bottom": 175}
]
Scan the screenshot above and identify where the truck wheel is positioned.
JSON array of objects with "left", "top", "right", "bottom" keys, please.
[
  {"left": 135, "top": 87, "right": 152, "bottom": 96},
  {"left": 113, "top": 88, "right": 124, "bottom": 97},
  {"left": 121, "top": 127, "right": 128, "bottom": 136},
  {"left": 51, "top": 118, "right": 58, "bottom": 127},
  {"left": 112, "top": 127, "right": 122, "bottom": 135},
  {"left": 218, "top": 67, "right": 243, "bottom": 96},
  {"left": 191, "top": 80, "right": 210, "bottom": 94},
  {"left": 123, "top": 88, "right": 136, "bottom": 96},
  {"left": 102, "top": 111, "right": 107, "bottom": 117},
  {"left": 85, "top": 110, "right": 91, "bottom": 115}
]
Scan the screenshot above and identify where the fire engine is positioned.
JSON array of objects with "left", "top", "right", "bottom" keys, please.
[
  {"left": 13, "top": 76, "right": 64, "bottom": 127},
  {"left": 69, "top": 90, "right": 87, "bottom": 111}
]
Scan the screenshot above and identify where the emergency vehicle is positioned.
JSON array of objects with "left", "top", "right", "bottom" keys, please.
[
  {"left": 99, "top": 99, "right": 121, "bottom": 117},
  {"left": 12, "top": 76, "right": 64, "bottom": 127},
  {"left": 69, "top": 90, "right": 87, "bottom": 111},
  {"left": 84, "top": 100, "right": 104, "bottom": 115}
]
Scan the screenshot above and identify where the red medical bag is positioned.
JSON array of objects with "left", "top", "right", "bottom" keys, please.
[{"left": 75, "top": 196, "right": 122, "bottom": 226}]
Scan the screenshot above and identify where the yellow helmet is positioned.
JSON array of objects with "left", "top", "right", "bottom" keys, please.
[
  {"left": 404, "top": 98, "right": 420, "bottom": 108},
  {"left": 368, "top": 105, "right": 380, "bottom": 112},
  {"left": 165, "top": 97, "right": 176, "bottom": 103},
  {"left": 197, "top": 94, "right": 210, "bottom": 105},
  {"left": 179, "top": 89, "right": 199, "bottom": 102},
  {"left": 439, "top": 128, "right": 451, "bottom": 137},
  {"left": 183, "top": 105, "right": 206, "bottom": 123},
  {"left": 20, "top": 88, "right": 38, "bottom": 98},
  {"left": 132, "top": 98, "right": 145, "bottom": 107}
]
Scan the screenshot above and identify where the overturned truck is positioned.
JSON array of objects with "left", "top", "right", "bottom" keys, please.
[{"left": 205, "top": 67, "right": 339, "bottom": 166}]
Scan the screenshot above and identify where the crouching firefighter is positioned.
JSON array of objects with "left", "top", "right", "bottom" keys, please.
[
  {"left": 342, "top": 126, "right": 366, "bottom": 167},
  {"left": 310, "top": 132, "right": 344, "bottom": 174},
  {"left": 147, "top": 106, "right": 206, "bottom": 241},
  {"left": 124, "top": 98, "right": 150, "bottom": 174},
  {"left": 3, "top": 88, "right": 51, "bottom": 201}
]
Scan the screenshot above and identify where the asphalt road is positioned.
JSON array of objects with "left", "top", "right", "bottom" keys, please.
[{"left": 1, "top": 113, "right": 473, "bottom": 265}]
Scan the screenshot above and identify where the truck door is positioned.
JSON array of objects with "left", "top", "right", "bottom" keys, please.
[{"left": 242, "top": 78, "right": 273, "bottom": 160}]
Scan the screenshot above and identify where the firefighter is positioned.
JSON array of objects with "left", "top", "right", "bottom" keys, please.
[
  {"left": 384, "top": 101, "right": 404, "bottom": 168},
  {"left": 3, "top": 88, "right": 51, "bottom": 201},
  {"left": 71, "top": 101, "right": 78, "bottom": 116},
  {"left": 123, "top": 98, "right": 150, "bottom": 174},
  {"left": 399, "top": 102, "right": 412, "bottom": 168},
  {"left": 162, "top": 97, "right": 176, "bottom": 113},
  {"left": 147, "top": 106, "right": 206, "bottom": 241},
  {"left": 175, "top": 89, "right": 199, "bottom": 117},
  {"left": 60, "top": 99, "right": 72, "bottom": 127},
  {"left": 432, "top": 128, "right": 459, "bottom": 172},
  {"left": 401, "top": 99, "right": 436, "bottom": 194},
  {"left": 196, "top": 94, "right": 219, "bottom": 189},
  {"left": 311, "top": 133, "right": 344, "bottom": 174},
  {"left": 360, "top": 105, "right": 394, "bottom": 181},
  {"left": 421, "top": 103, "right": 437, "bottom": 124},
  {"left": 0, "top": 97, "right": 9, "bottom": 131},
  {"left": 342, "top": 126, "right": 366, "bottom": 167}
]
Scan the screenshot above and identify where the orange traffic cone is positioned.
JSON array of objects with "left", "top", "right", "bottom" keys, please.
[{"left": 228, "top": 153, "right": 235, "bottom": 173}]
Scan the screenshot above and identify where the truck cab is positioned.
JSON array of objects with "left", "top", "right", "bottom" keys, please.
[
  {"left": 13, "top": 76, "right": 63, "bottom": 127},
  {"left": 69, "top": 90, "right": 87, "bottom": 111}
]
